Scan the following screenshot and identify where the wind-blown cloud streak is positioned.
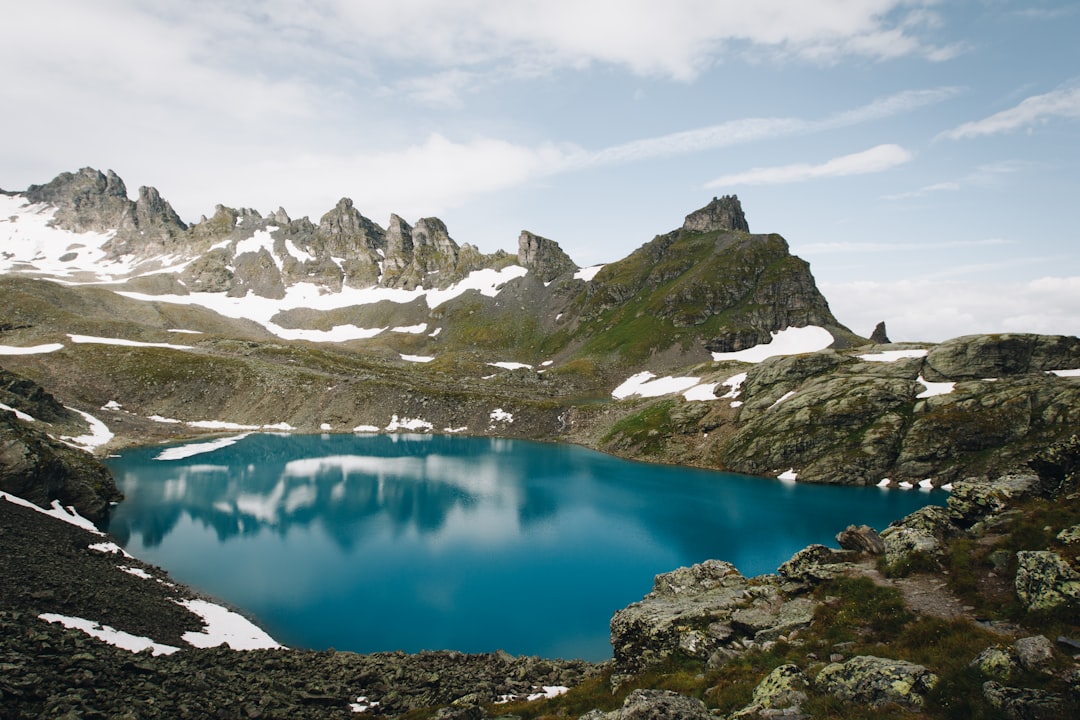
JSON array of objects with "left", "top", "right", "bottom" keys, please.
[
  {"left": 704, "top": 144, "right": 913, "bottom": 188},
  {"left": 942, "top": 86, "right": 1080, "bottom": 139}
]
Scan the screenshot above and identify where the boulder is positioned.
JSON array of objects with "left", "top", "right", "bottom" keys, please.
[
  {"left": 777, "top": 544, "right": 857, "bottom": 585},
  {"left": 1013, "top": 635, "right": 1055, "bottom": 673},
  {"left": 584, "top": 689, "right": 712, "bottom": 720},
  {"left": 836, "top": 524, "right": 885, "bottom": 555},
  {"left": 609, "top": 561, "right": 751, "bottom": 677},
  {"left": 947, "top": 474, "right": 1039, "bottom": 527},
  {"left": 982, "top": 681, "right": 1071, "bottom": 720},
  {"left": 970, "top": 646, "right": 1017, "bottom": 682},
  {"left": 1015, "top": 551, "right": 1080, "bottom": 612},
  {"left": 815, "top": 655, "right": 938, "bottom": 709},
  {"left": 923, "top": 333, "right": 1080, "bottom": 382},
  {"left": 734, "top": 663, "right": 810, "bottom": 717}
]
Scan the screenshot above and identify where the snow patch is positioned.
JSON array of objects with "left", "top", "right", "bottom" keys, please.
[
  {"left": 155, "top": 434, "right": 249, "bottom": 461},
  {"left": 1050, "top": 368, "right": 1080, "bottom": 377},
  {"left": 489, "top": 408, "right": 514, "bottom": 425},
  {"left": 38, "top": 613, "right": 180, "bottom": 656},
  {"left": 612, "top": 372, "right": 700, "bottom": 399},
  {"left": 68, "top": 334, "right": 194, "bottom": 351},
  {"left": 915, "top": 375, "right": 955, "bottom": 399},
  {"left": 119, "top": 566, "right": 154, "bottom": 580},
  {"left": 391, "top": 323, "right": 427, "bottom": 334},
  {"left": 488, "top": 361, "right": 533, "bottom": 371},
  {"left": 857, "top": 348, "right": 928, "bottom": 362},
  {"left": 574, "top": 265, "right": 604, "bottom": 281},
  {"left": 711, "top": 326, "right": 833, "bottom": 363},
  {"left": 768, "top": 391, "right": 797, "bottom": 409},
  {"left": 88, "top": 541, "right": 133, "bottom": 558},
  {"left": 352, "top": 424, "right": 381, "bottom": 433},
  {"left": 385, "top": 415, "right": 433, "bottom": 432},
  {"left": 177, "top": 598, "right": 282, "bottom": 650},
  {"left": 401, "top": 354, "right": 435, "bottom": 363},
  {"left": 683, "top": 383, "right": 719, "bottom": 401},
  {"left": 60, "top": 407, "right": 114, "bottom": 451},
  {"left": 0, "top": 401, "right": 36, "bottom": 422},
  {"left": 0, "top": 343, "right": 64, "bottom": 355},
  {"left": 350, "top": 696, "right": 381, "bottom": 713},
  {"left": 778, "top": 469, "right": 798, "bottom": 483}
]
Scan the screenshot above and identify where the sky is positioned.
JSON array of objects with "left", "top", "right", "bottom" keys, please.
[{"left": 2, "top": 0, "right": 1078, "bottom": 342}]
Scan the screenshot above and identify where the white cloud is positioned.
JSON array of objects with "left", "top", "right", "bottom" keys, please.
[
  {"left": 822, "top": 276, "right": 1080, "bottom": 342},
  {"left": 942, "top": 86, "right": 1080, "bottom": 139},
  {"left": 883, "top": 161, "right": 1026, "bottom": 200},
  {"left": 705, "top": 144, "right": 913, "bottom": 188}
]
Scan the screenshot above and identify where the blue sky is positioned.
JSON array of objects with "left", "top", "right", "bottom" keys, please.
[{"left": 2, "top": 0, "right": 1078, "bottom": 342}]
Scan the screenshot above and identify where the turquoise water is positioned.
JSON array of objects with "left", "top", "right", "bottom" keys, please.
[{"left": 105, "top": 433, "right": 944, "bottom": 661}]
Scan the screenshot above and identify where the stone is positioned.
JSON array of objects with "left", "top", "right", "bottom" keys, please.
[
  {"left": 1015, "top": 551, "right": 1080, "bottom": 612},
  {"left": 1057, "top": 524, "right": 1080, "bottom": 544},
  {"left": 617, "top": 689, "right": 711, "bottom": 720},
  {"left": 776, "top": 545, "right": 856, "bottom": 585},
  {"left": 1013, "top": 635, "right": 1055, "bottom": 673},
  {"left": 970, "top": 646, "right": 1016, "bottom": 682},
  {"left": 815, "top": 655, "right": 938, "bottom": 710},
  {"left": 982, "top": 681, "right": 1070, "bottom": 720},
  {"left": 742, "top": 663, "right": 810, "bottom": 713},
  {"left": 924, "top": 333, "right": 1080, "bottom": 382},
  {"left": 947, "top": 474, "right": 1040, "bottom": 527},
  {"left": 835, "top": 525, "right": 885, "bottom": 555}
]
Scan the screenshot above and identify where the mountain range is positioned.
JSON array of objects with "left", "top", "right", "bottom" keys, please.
[{"left": 2, "top": 167, "right": 1079, "bottom": 494}]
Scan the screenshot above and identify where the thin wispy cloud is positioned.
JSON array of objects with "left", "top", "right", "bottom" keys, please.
[
  {"left": 942, "top": 85, "right": 1080, "bottom": 139},
  {"left": 883, "top": 161, "right": 1026, "bottom": 199},
  {"left": 705, "top": 144, "right": 913, "bottom": 188},
  {"left": 799, "top": 238, "right": 1013, "bottom": 254}
]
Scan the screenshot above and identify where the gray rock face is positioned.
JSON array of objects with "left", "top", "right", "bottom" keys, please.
[
  {"left": 870, "top": 321, "right": 890, "bottom": 344},
  {"left": 682, "top": 195, "right": 749, "bottom": 233},
  {"left": 1013, "top": 635, "right": 1055, "bottom": 673},
  {"left": 982, "top": 681, "right": 1070, "bottom": 720},
  {"left": 924, "top": 333, "right": 1080, "bottom": 381},
  {"left": 777, "top": 544, "right": 856, "bottom": 585},
  {"left": 586, "top": 689, "right": 711, "bottom": 720},
  {"left": 835, "top": 524, "right": 885, "bottom": 555},
  {"left": 608, "top": 559, "right": 818, "bottom": 679},
  {"left": 1014, "top": 551, "right": 1080, "bottom": 612},
  {"left": 517, "top": 230, "right": 577, "bottom": 283},
  {"left": 879, "top": 505, "right": 956, "bottom": 569},
  {"left": 815, "top": 655, "right": 938, "bottom": 709},
  {"left": 0, "top": 408, "right": 122, "bottom": 523},
  {"left": 948, "top": 474, "right": 1039, "bottom": 527}
]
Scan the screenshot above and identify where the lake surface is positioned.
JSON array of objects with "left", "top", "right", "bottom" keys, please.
[{"left": 105, "top": 433, "right": 945, "bottom": 661}]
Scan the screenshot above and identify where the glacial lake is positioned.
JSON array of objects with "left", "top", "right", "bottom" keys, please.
[{"left": 105, "top": 433, "right": 945, "bottom": 661}]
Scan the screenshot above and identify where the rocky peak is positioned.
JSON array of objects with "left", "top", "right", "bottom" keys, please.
[
  {"left": 134, "top": 185, "right": 187, "bottom": 232},
  {"left": 24, "top": 167, "right": 135, "bottom": 233},
  {"left": 682, "top": 195, "right": 749, "bottom": 234},
  {"left": 517, "top": 230, "right": 577, "bottom": 283},
  {"left": 272, "top": 207, "right": 291, "bottom": 225},
  {"left": 315, "top": 198, "right": 385, "bottom": 258}
]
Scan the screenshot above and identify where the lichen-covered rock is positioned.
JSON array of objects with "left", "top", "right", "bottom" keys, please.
[
  {"left": 982, "top": 681, "right": 1071, "bottom": 720},
  {"left": 947, "top": 474, "right": 1039, "bottom": 527},
  {"left": 734, "top": 663, "right": 810, "bottom": 717},
  {"left": 970, "top": 646, "right": 1017, "bottom": 682},
  {"left": 776, "top": 544, "right": 856, "bottom": 585},
  {"left": 585, "top": 689, "right": 711, "bottom": 720},
  {"left": 815, "top": 655, "right": 938, "bottom": 709},
  {"left": 880, "top": 526, "right": 940, "bottom": 570},
  {"left": 1015, "top": 551, "right": 1080, "bottom": 612},
  {"left": 923, "top": 334, "right": 1080, "bottom": 382},
  {"left": 610, "top": 561, "right": 752, "bottom": 677},
  {"left": 1013, "top": 635, "right": 1056, "bottom": 673},
  {"left": 1057, "top": 524, "right": 1080, "bottom": 544}
]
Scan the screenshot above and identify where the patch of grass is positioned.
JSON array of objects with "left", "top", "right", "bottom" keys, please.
[
  {"left": 812, "top": 576, "right": 912, "bottom": 646},
  {"left": 602, "top": 399, "right": 677, "bottom": 455}
]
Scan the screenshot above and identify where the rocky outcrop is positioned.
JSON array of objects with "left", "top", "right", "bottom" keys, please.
[
  {"left": 683, "top": 195, "right": 749, "bottom": 233},
  {"left": 517, "top": 230, "right": 577, "bottom": 283},
  {"left": 609, "top": 558, "right": 821, "bottom": 681},
  {"left": 815, "top": 655, "right": 938, "bottom": 709},
  {"left": 982, "top": 681, "right": 1071, "bottom": 720},
  {"left": 584, "top": 689, "right": 712, "bottom": 720},
  {"left": 734, "top": 663, "right": 810, "bottom": 717},
  {"left": 869, "top": 321, "right": 890, "bottom": 344},
  {"left": 1014, "top": 551, "right": 1080, "bottom": 612},
  {"left": 0, "top": 411, "right": 121, "bottom": 523}
]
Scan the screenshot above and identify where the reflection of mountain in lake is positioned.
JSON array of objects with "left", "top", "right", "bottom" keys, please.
[{"left": 107, "top": 434, "right": 560, "bottom": 551}]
